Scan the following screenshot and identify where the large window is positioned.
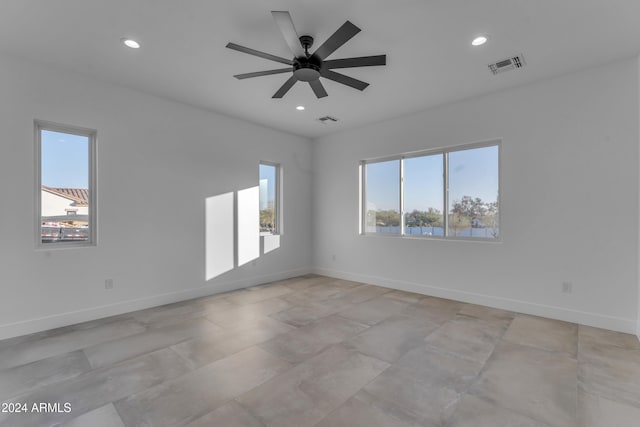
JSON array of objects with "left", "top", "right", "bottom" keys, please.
[
  {"left": 259, "top": 162, "right": 280, "bottom": 234},
  {"left": 36, "top": 121, "right": 96, "bottom": 247},
  {"left": 361, "top": 141, "right": 499, "bottom": 240}
]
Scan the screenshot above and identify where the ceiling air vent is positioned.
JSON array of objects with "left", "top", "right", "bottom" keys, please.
[
  {"left": 488, "top": 54, "right": 526, "bottom": 75},
  {"left": 317, "top": 116, "right": 338, "bottom": 124}
]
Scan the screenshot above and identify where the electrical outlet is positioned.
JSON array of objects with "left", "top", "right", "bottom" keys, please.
[
  {"left": 561, "top": 281, "right": 572, "bottom": 293},
  {"left": 105, "top": 279, "right": 114, "bottom": 290}
]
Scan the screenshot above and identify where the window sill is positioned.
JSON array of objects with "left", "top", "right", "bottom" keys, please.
[{"left": 359, "top": 233, "right": 502, "bottom": 243}]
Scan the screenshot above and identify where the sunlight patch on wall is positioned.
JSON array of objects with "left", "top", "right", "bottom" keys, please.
[
  {"left": 205, "top": 192, "right": 234, "bottom": 280},
  {"left": 263, "top": 234, "right": 281, "bottom": 254},
  {"left": 237, "top": 186, "right": 260, "bottom": 266},
  {"left": 206, "top": 186, "right": 281, "bottom": 281}
]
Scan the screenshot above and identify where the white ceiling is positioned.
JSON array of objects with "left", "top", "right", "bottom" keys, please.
[{"left": 2, "top": 0, "right": 640, "bottom": 138}]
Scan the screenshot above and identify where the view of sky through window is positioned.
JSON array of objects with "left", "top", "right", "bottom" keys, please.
[
  {"left": 404, "top": 154, "right": 443, "bottom": 212},
  {"left": 364, "top": 159, "right": 400, "bottom": 233},
  {"left": 41, "top": 130, "right": 89, "bottom": 188},
  {"left": 365, "top": 159, "right": 399, "bottom": 211},
  {"left": 259, "top": 164, "right": 276, "bottom": 210},
  {"left": 448, "top": 145, "right": 499, "bottom": 207}
]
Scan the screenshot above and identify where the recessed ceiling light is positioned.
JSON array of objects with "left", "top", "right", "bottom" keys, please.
[
  {"left": 121, "top": 38, "right": 141, "bottom": 49},
  {"left": 471, "top": 36, "right": 488, "bottom": 46},
  {"left": 296, "top": 106, "right": 305, "bottom": 111}
]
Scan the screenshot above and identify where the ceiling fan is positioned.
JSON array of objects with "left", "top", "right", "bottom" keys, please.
[{"left": 226, "top": 11, "right": 386, "bottom": 99}]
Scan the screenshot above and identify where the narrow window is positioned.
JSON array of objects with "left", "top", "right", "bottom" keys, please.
[
  {"left": 259, "top": 162, "right": 280, "bottom": 235},
  {"left": 36, "top": 121, "right": 96, "bottom": 247}
]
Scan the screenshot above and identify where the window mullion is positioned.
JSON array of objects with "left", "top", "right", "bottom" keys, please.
[
  {"left": 399, "top": 158, "right": 405, "bottom": 236},
  {"left": 443, "top": 152, "right": 449, "bottom": 237},
  {"left": 360, "top": 162, "right": 366, "bottom": 234}
]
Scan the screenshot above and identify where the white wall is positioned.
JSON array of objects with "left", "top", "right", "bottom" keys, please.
[
  {"left": 0, "top": 53, "right": 313, "bottom": 340},
  {"left": 313, "top": 58, "right": 639, "bottom": 333},
  {"left": 2, "top": 51, "right": 637, "bottom": 340}
]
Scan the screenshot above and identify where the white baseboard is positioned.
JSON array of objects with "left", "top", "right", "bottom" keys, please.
[
  {"left": 313, "top": 267, "right": 637, "bottom": 335},
  {"left": 2, "top": 266, "right": 635, "bottom": 341},
  {"left": 0, "top": 267, "right": 311, "bottom": 341}
]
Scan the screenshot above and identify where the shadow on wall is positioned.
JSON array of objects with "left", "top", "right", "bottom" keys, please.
[{"left": 205, "top": 188, "right": 280, "bottom": 281}]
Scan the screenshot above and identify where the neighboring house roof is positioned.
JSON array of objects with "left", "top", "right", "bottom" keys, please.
[{"left": 42, "top": 185, "right": 89, "bottom": 206}]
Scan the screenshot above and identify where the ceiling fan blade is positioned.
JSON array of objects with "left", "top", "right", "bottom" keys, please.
[
  {"left": 323, "top": 55, "right": 386, "bottom": 69},
  {"left": 226, "top": 42, "right": 293, "bottom": 65},
  {"left": 272, "top": 11, "right": 305, "bottom": 57},
  {"left": 273, "top": 75, "right": 298, "bottom": 98},
  {"left": 234, "top": 68, "right": 292, "bottom": 80},
  {"left": 309, "top": 80, "right": 328, "bottom": 98},
  {"left": 313, "top": 20, "right": 361, "bottom": 60},
  {"left": 320, "top": 69, "right": 369, "bottom": 91}
]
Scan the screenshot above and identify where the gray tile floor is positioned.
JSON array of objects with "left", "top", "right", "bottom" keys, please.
[{"left": 1, "top": 275, "right": 639, "bottom": 426}]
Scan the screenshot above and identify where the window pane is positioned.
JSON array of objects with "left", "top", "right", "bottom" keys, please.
[
  {"left": 365, "top": 160, "right": 400, "bottom": 234},
  {"left": 448, "top": 145, "right": 499, "bottom": 238},
  {"left": 40, "top": 129, "right": 91, "bottom": 245},
  {"left": 404, "top": 154, "right": 444, "bottom": 236},
  {"left": 259, "top": 163, "right": 277, "bottom": 234}
]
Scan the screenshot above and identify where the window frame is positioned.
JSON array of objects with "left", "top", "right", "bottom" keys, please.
[
  {"left": 360, "top": 139, "right": 501, "bottom": 242},
  {"left": 259, "top": 161, "right": 282, "bottom": 236},
  {"left": 35, "top": 120, "right": 97, "bottom": 249}
]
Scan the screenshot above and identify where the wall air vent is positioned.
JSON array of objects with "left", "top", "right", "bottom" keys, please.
[
  {"left": 317, "top": 116, "right": 338, "bottom": 124},
  {"left": 488, "top": 54, "right": 526, "bottom": 75}
]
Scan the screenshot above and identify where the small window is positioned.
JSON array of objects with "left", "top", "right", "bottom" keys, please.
[
  {"left": 259, "top": 162, "right": 280, "bottom": 235},
  {"left": 361, "top": 141, "right": 500, "bottom": 240},
  {"left": 36, "top": 121, "right": 96, "bottom": 247}
]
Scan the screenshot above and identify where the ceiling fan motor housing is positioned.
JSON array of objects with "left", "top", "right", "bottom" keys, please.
[{"left": 293, "top": 53, "right": 321, "bottom": 81}]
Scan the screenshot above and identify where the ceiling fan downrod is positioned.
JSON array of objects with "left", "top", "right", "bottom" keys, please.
[{"left": 299, "top": 35, "right": 314, "bottom": 58}]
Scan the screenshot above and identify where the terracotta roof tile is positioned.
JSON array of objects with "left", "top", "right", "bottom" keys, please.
[{"left": 42, "top": 185, "right": 89, "bottom": 206}]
